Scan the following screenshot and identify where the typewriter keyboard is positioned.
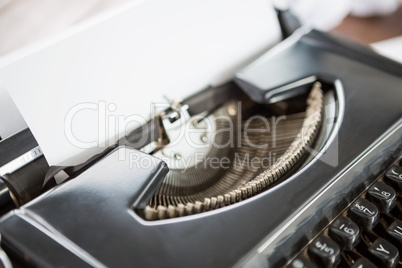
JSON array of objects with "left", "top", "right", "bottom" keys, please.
[{"left": 289, "top": 158, "right": 402, "bottom": 268}]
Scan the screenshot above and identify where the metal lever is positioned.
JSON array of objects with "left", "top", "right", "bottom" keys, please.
[{"left": 142, "top": 101, "right": 190, "bottom": 154}]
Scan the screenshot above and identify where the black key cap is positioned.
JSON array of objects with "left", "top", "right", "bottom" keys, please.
[
  {"left": 308, "top": 235, "right": 340, "bottom": 268},
  {"left": 351, "top": 257, "right": 376, "bottom": 268},
  {"left": 368, "top": 238, "right": 399, "bottom": 268},
  {"left": 386, "top": 220, "right": 402, "bottom": 248},
  {"left": 289, "top": 256, "right": 318, "bottom": 268},
  {"left": 366, "top": 182, "right": 397, "bottom": 214},
  {"left": 384, "top": 165, "right": 402, "bottom": 195},
  {"left": 328, "top": 216, "right": 360, "bottom": 250},
  {"left": 347, "top": 198, "right": 379, "bottom": 231}
]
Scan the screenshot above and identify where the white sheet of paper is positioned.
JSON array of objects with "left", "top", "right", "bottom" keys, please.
[
  {"left": 0, "top": 81, "right": 27, "bottom": 139},
  {"left": 0, "top": 0, "right": 281, "bottom": 166},
  {"left": 372, "top": 35, "right": 402, "bottom": 64}
]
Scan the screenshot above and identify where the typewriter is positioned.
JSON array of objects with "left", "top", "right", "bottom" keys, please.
[{"left": 0, "top": 1, "right": 401, "bottom": 268}]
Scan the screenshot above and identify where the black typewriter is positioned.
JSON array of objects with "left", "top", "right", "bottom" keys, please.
[{"left": 0, "top": 23, "right": 401, "bottom": 268}]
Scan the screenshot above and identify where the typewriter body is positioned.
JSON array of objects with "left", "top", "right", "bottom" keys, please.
[{"left": 0, "top": 1, "right": 401, "bottom": 268}]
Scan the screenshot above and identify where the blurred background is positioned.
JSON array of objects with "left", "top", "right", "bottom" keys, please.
[{"left": 0, "top": 0, "right": 401, "bottom": 56}]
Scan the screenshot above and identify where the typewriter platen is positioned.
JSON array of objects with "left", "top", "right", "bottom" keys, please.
[{"left": 0, "top": 28, "right": 401, "bottom": 268}]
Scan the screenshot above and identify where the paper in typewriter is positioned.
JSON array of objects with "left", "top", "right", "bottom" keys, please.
[{"left": 0, "top": 0, "right": 281, "bottom": 166}]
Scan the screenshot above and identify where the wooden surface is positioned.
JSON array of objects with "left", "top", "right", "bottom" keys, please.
[{"left": 332, "top": 5, "right": 402, "bottom": 45}]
